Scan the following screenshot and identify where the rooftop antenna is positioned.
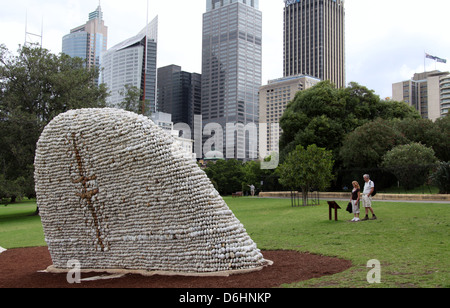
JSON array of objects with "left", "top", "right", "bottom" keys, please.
[{"left": 25, "top": 11, "right": 43, "bottom": 47}]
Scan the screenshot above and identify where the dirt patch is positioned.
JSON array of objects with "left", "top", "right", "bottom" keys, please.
[{"left": 0, "top": 247, "right": 352, "bottom": 288}]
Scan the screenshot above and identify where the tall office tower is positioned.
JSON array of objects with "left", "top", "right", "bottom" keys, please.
[
  {"left": 202, "top": 0, "right": 262, "bottom": 160},
  {"left": 157, "top": 64, "right": 202, "bottom": 138},
  {"left": 283, "top": 0, "right": 345, "bottom": 88},
  {"left": 100, "top": 16, "right": 158, "bottom": 116},
  {"left": 62, "top": 5, "right": 108, "bottom": 70}
]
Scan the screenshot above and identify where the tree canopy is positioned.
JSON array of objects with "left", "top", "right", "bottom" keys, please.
[
  {"left": 0, "top": 45, "right": 108, "bottom": 201},
  {"left": 279, "top": 81, "right": 420, "bottom": 163},
  {"left": 277, "top": 144, "right": 334, "bottom": 205},
  {"left": 381, "top": 143, "right": 438, "bottom": 190}
]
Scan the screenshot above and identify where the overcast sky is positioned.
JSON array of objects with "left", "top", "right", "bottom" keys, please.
[{"left": 1, "top": 0, "right": 449, "bottom": 99}]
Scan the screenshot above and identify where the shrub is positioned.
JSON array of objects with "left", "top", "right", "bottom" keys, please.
[
  {"left": 430, "top": 162, "right": 450, "bottom": 194},
  {"left": 381, "top": 143, "right": 438, "bottom": 190}
]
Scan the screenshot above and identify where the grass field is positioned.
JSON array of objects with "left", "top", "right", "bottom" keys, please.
[
  {"left": 0, "top": 200, "right": 46, "bottom": 249},
  {"left": 0, "top": 197, "right": 449, "bottom": 288}
]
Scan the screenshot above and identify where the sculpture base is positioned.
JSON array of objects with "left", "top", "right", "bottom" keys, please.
[{"left": 44, "top": 260, "right": 273, "bottom": 278}]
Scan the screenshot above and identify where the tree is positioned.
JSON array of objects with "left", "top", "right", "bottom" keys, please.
[
  {"left": 118, "top": 84, "right": 144, "bottom": 114},
  {"left": 279, "top": 81, "right": 343, "bottom": 161},
  {"left": 340, "top": 119, "right": 408, "bottom": 169},
  {"left": 204, "top": 159, "right": 244, "bottom": 196},
  {"left": 381, "top": 143, "right": 438, "bottom": 190},
  {"left": 277, "top": 144, "right": 334, "bottom": 206},
  {"left": 432, "top": 116, "right": 450, "bottom": 162},
  {"left": 279, "top": 81, "right": 419, "bottom": 163},
  {"left": 0, "top": 44, "right": 108, "bottom": 203},
  {"left": 391, "top": 117, "right": 449, "bottom": 162},
  {"left": 430, "top": 162, "right": 450, "bottom": 194}
]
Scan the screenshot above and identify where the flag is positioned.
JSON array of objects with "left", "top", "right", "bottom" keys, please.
[
  {"left": 426, "top": 53, "right": 437, "bottom": 60},
  {"left": 426, "top": 53, "right": 447, "bottom": 63}
]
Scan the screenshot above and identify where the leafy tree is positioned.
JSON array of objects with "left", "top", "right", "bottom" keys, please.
[
  {"left": 279, "top": 81, "right": 419, "bottom": 163},
  {"left": 432, "top": 116, "right": 450, "bottom": 162},
  {"left": 381, "top": 143, "right": 438, "bottom": 190},
  {"left": 340, "top": 119, "right": 408, "bottom": 169},
  {"left": 0, "top": 44, "right": 108, "bottom": 203},
  {"left": 391, "top": 117, "right": 449, "bottom": 162},
  {"left": 204, "top": 159, "right": 244, "bottom": 196},
  {"left": 279, "top": 81, "right": 343, "bottom": 160},
  {"left": 277, "top": 144, "right": 334, "bottom": 206},
  {"left": 118, "top": 84, "right": 144, "bottom": 114},
  {"left": 430, "top": 162, "right": 450, "bottom": 194},
  {"left": 241, "top": 160, "right": 262, "bottom": 194}
]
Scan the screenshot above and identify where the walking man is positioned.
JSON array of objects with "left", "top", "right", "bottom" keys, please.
[{"left": 362, "top": 174, "right": 377, "bottom": 221}]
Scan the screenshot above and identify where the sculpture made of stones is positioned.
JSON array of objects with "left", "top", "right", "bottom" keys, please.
[{"left": 34, "top": 108, "right": 271, "bottom": 276}]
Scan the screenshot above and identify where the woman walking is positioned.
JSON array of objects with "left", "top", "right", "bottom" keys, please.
[{"left": 350, "top": 181, "right": 361, "bottom": 222}]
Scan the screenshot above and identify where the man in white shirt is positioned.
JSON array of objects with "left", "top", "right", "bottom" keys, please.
[{"left": 362, "top": 174, "right": 377, "bottom": 221}]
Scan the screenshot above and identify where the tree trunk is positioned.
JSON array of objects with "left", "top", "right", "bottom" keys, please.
[
  {"left": 301, "top": 186, "right": 308, "bottom": 206},
  {"left": 29, "top": 206, "right": 40, "bottom": 216}
]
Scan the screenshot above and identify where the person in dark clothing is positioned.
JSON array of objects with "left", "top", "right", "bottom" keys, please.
[{"left": 349, "top": 181, "right": 361, "bottom": 222}]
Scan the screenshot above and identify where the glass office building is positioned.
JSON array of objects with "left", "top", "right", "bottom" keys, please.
[
  {"left": 283, "top": 0, "right": 346, "bottom": 88},
  {"left": 202, "top": 0, "right": 262, "bottom": 160},
  {"left": 157, "top": 65, "right": 202, "bottom": 139},
  {"left": 100, "top": 17, "right": 158, "bottom": 116},
  {"left": 62, "top": 5, "right": 108, "bottom": 70}
]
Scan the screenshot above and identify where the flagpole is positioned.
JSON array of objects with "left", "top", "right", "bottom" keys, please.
[{"left": 424, "top": 51, "right": 426, "bottom": 72}]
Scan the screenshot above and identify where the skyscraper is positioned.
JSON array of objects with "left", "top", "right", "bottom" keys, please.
[
  {"left": 202, "top": 0, "right": 262, "bottom": 160},
  {"left": 62, "top": 5, "right": 108, "bottom": 70},
  {"left": 157, "top": 64, "right": 202, "bottom": 138},
  {"left": 100, "top": 16, "right": 158, "bottom": 115},
  {"left": 283, "top": 0, "right": 345, "bottom": 88}
]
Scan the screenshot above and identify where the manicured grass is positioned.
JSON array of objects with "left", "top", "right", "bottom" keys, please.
[
  {"left": 0, "top": 200, "right": 46, "bottom": 249},
  {"left": 224, "top": 197, "right": 450, "bottom": 288},
  {"left": 1, "top": 197, "right": 448, "bottom": 288}
]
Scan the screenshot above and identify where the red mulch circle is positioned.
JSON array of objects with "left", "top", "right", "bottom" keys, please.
[{"left": 0, "top": 247, "right": 352, "bottom": 288}]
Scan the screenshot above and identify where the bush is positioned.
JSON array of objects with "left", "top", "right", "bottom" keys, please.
[
  {"left": 430, "top": 162, "right": 450, "bottom": 194},
  {"left": 277, "top": 144, "right": 334, "bottom": 205},
  {"left": 381, "top": 143, "right": 438, "bottom": 190}
]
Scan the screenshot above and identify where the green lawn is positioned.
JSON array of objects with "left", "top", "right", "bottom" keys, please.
[
  {"left": 0, "top": 197, "right": 449, "bottom": 288},
  {"left": 0, "top": 200, "right": 46, "bottom": 249},
  {"left": 224, "top": 197, "right": 449, "bottom": 288}
]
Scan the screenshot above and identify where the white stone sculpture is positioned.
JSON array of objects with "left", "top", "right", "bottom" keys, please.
[{"left": 34, "top": 108, "right": 271, "bottom": 276}]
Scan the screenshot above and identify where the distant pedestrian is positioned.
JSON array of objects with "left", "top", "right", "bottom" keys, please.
[
  {"left": 350, "top": 181, "right": 361, "bottom": 222},
  {"left": 248, "top": 184, "right": 255, "bottom": 197},
  {"left": 362, "top": 174, "right": 377, "bottom": 221}
]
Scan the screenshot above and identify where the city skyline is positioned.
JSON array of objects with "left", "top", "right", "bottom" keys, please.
[{"left": 1, "top": 0, "right": 449, "bottom": 99}]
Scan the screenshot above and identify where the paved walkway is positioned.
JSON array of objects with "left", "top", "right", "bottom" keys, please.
[{"left": 259, "top": 192, "right": 450, "bottom": 204}]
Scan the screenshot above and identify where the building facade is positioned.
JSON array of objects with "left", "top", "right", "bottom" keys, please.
[
  {"left": 392, "top": 70, "right": 449, "bottom": 121},
  {"left": 157, "top": 65, "right": 202, "bottom": 139},
  {"left": 202, "top": 0, "right": 262, "bottom": 160},
  {"left": 283, "top": 0, "right": 345, "bottom": 88},
  {"left": 62, "top": 5, "right": 108, "bottom": 71},
  {"left": 259, "top": 74, "right": 320, "bottom": 159},
  {"left": 440, "top": 74, "right": 450, "bottom": 117},
  {"left": 100, "top": 17, "right": 158, "bottom": 116}
]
